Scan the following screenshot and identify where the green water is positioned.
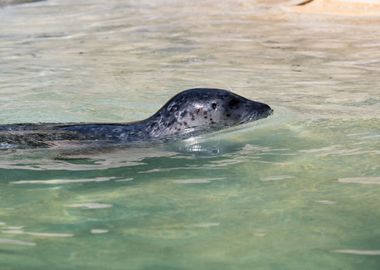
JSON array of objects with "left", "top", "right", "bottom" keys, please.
[{"left": 0, "top": 0, "right": 379, "bottom": 269}]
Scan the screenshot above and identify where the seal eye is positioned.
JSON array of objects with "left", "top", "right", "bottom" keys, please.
[
  {"left": 211, "top": 103, "right": 217, "bottom": 110},
  {"left": 228, "top": 99, "right": 240, "bottom": 109}
]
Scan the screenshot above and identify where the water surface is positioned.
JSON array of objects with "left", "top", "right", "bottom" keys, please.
[{"left": 0, "top": 0, "right": 379, "bottom": 269}]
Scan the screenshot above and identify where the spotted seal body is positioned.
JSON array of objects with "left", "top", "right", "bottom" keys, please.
[{"left": 0, "top": 88, "right": 273, "bottom": 148}]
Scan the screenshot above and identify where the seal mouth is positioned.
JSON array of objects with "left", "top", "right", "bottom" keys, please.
[
  {"left": 260, "top": 108, "right": 273, "bottom": 120},
  {"left": 245, "top": 104, "right": 273, "bottom": 122},
  {"left": 266, "top": 108, "right": 274, "bottom": 116}
]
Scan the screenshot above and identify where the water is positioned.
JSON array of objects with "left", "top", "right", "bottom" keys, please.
[{"left": 0, "top": 0, "right": 379, "bottom": 269}]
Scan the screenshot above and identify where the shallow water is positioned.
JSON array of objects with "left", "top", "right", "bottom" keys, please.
[{"left": 0, "top": 0, "right": 379, "bottom": 269}]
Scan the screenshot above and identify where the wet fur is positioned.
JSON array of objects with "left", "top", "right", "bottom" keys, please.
[{"left": 0, "top": 88, "right": 273, "bottom": 149}]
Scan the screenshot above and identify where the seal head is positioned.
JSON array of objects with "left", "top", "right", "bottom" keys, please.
[{"left": 146, "top": 88, "right": 273, "bottom": 139}]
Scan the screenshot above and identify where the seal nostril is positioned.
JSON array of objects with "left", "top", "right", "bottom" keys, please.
[
  {"left": 260, "top": 103, "right": 272, "bottom": 113},
  {"left": 252, "top": 102, "right": 272, "bottom": 118},
  {"left": 261, "top": 104, "right": 273, "bottom": 116}
]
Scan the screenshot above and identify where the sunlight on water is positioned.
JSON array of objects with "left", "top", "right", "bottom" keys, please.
[{"left": 0, "top": 0, "right": 379, "bottom": 269}]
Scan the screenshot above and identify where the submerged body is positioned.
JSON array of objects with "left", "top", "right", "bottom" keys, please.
[{"left": 0, "top": 88, "right": 273, "bottom": 148}]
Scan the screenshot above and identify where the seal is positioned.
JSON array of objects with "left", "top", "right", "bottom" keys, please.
[{"left": 0, "top": 88, "right": 273, "bottom": 148}]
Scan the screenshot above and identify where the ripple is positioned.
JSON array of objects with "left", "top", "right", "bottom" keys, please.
[
  {"left": 172, "top": 177, "right": 224, "bottom": 184},
  {"left": 10, "top": 176, "right": 117, "bottom": 185},
  {"left": 315, "top": 200, "right": 336, "bottom": 205},
  {"left": 333, "top": 249, "right": 380, "bottom": 256},
  {"left": 123, "top": 227, "right": 197, "bottom": 239},
  {"left": 260, "top": 175, "right": 294, "bottom": 181},
  {"left": 90, "top": 229, "right": 109, "bottom": 234},
  {"left": 300, "top": 145, "right": 379, "bottom": 157},
  {"left": 190, "top": 222, "right": 220, "bottom": 228},
  {"left": 26, "top": 232, "right": 73, "bottom": 238},
  {"left": 0, "top": 238, "right": 36, "bottom": 246},
  {"left": 2, "top": 229, "right": 74, "bottom": 238},
  {"left": 115, "top": 178, "right": 134, "bottom": 182},
  {"left": 66, "top": 203, "right": 113, "bottom": 209},
  {"left": 338, "top": 177, "right": 380, "bottom": 185},
  {"left": 362, "top": 134, "right": 380, "bottom": 140}
]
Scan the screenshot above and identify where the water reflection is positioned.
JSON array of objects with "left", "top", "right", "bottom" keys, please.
[
  {"left": 0, "top": 0, "right": 44, "bottom": 7},
  {"left": 0, "top": 0, "right": 379, "bottom": 269}
]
